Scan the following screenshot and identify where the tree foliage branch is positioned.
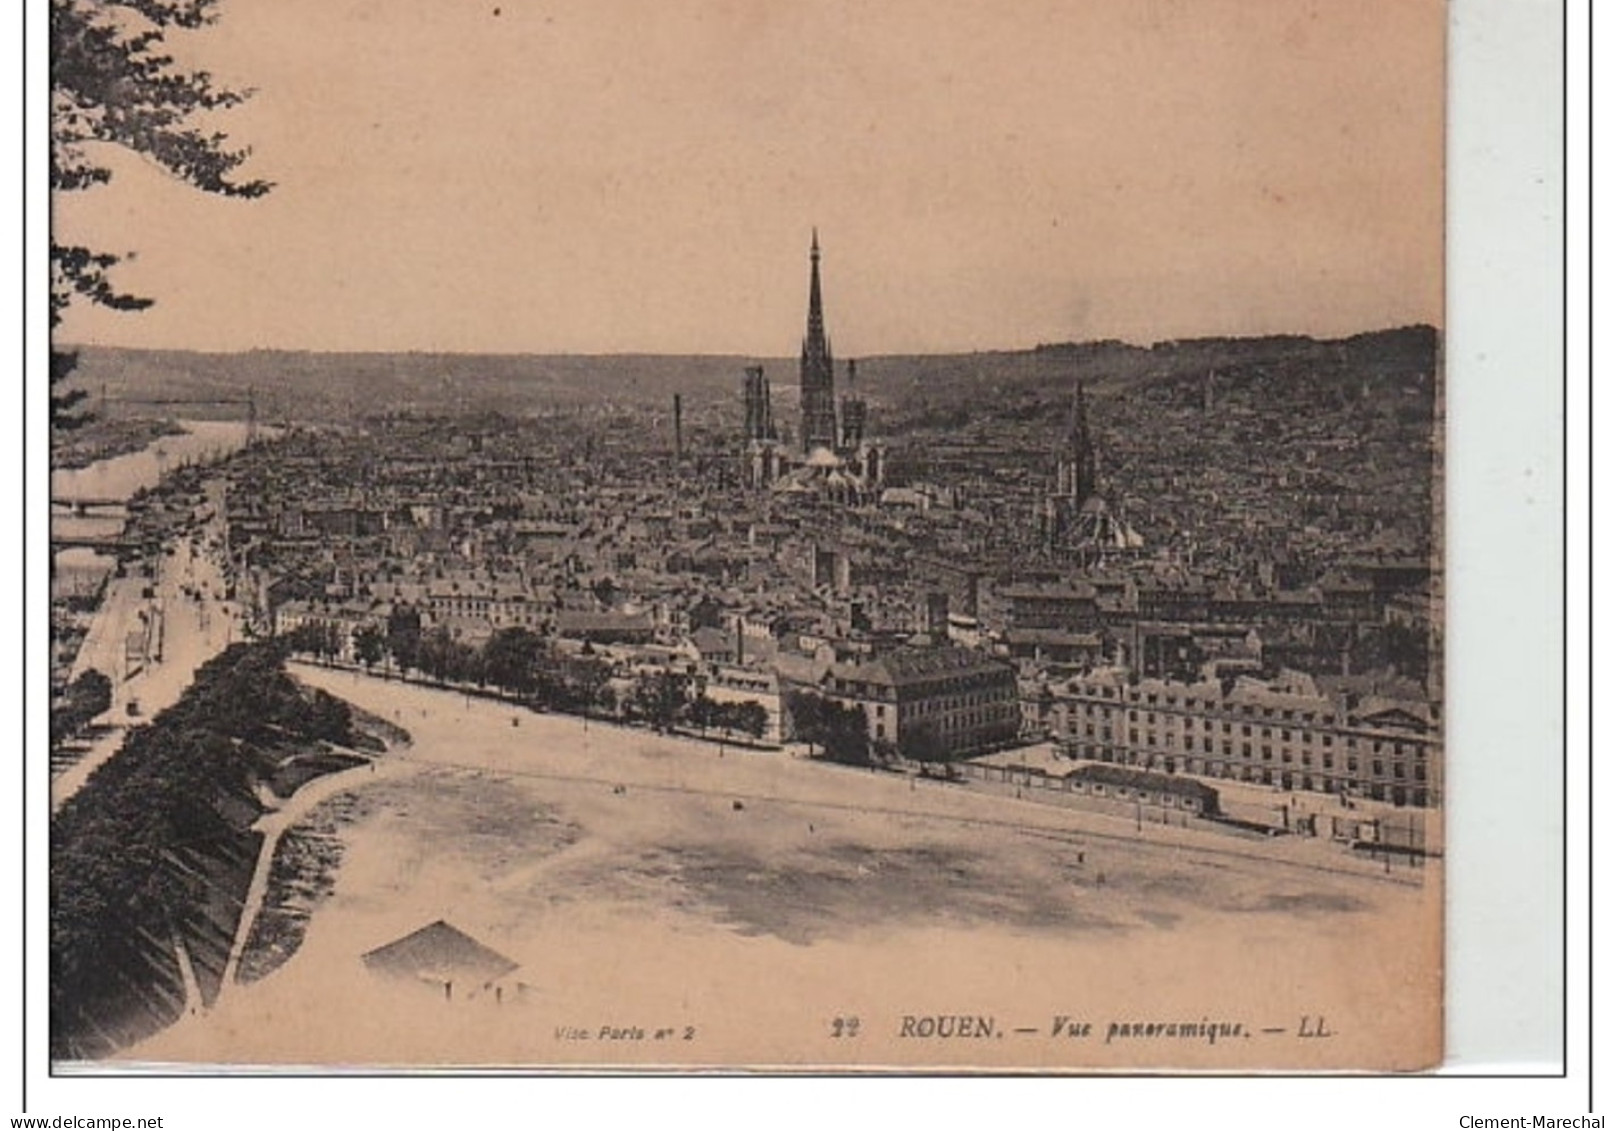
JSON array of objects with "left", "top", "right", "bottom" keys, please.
[{"left": 50, "top": 0, "right": 270, "bottom": 429}]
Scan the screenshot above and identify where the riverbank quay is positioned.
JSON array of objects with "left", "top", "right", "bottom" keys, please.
[{"left": 50, "top": 420, "right": 258, "bottom": 789}]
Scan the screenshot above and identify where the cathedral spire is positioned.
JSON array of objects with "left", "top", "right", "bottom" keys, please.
[
  {"left": 799, "top": 229, "right": 838, "bottom": 452},
  {"left": 1073, "top": 381, "right": 1096, "bottom": 502},
  {"left": 806, "top": 227, "right": 826, "bottom": 353}
]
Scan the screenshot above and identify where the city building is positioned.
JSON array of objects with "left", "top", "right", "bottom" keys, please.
[
  {"left": 361, "top": 919, "right": 522, "bottom": 1003},
  {"left": 1063, "top": 762, "right": 1222, "bottom": 817},
  {"left": 1052, "top": 667, "right": 1440, "bottom": 807},
  {"left": 1037, "top": 382, "right": 1143, "bottom": 560},
  {"left": 823, "top": 645, "right": 1020, "bottom": 758},
  {"left": 741, "top": 365, "right": 784, "bottom": 489}
]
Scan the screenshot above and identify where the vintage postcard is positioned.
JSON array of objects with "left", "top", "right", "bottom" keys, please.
[{"left": 48, "top": 0, "right": 1445, "bottom": 1071}]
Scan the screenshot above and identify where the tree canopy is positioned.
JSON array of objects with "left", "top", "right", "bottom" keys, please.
[
  {"left": 50, "top": 0, "right": 270, "bottom": 428},
  {"left": 51, "top": 642, "right": 353, "bottom": 1057},
  {"left": 51, "top": 667, "right": 113, "bottom": 745},
  {"left": 784, "top": 689, "right": 871, "bottom": 766}
]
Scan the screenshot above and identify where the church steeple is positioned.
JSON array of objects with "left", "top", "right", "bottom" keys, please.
[
  {"left": 1054, "top": 381, "right": 1097, "bottom": 503},
  {"left": 799, "top": 228, "right": 839, "bottom": 452},
  {"left": 1071, "top": 382, "right": 1097, "bottom": 502},
  {"left": 805, "top": 229, "right": 828, "bottom": 354}
]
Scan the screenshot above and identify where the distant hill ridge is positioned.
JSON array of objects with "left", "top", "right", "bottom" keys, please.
[{"left": 58, "top": 326, "right": 1438, "bottom": 424}]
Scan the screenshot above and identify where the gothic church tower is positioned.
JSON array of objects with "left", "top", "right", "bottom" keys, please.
[{"left": 799, "top": 230, "right": 839, "bottom": 453}]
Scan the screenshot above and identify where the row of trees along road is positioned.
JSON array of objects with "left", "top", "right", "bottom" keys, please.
[
  {"left": 288, "top": 620, "right": 770, "bottom": 743},
  {"left": 783, "top": 689, "right": 960, "bottom": 776},
  {"left": 51, "top": 642, "right": 355, "bottom": 1059},
  {"left": 51, "top": 668, "right": 112, "bottom": 746}
]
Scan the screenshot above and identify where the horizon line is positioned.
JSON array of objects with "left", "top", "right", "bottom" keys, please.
[{"left": 54, "top": 322, "right": 1441, "bottom": 361}]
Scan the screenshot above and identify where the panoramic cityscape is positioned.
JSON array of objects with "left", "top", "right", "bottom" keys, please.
[
  {"left": 47, "top": 0, "right": 1447, "bottom": 1077},
  {"left": 49, "top": 232, "right": 1442, "bottom": 1068}
]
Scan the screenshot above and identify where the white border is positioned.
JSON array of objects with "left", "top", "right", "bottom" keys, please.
[{"left": 1446, "top": 0, "right": 1572, "bottom": 1073}]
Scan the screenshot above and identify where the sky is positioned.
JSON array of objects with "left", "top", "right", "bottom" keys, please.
[{"left": 52, "top": 0, "right": 1445, "bottom": 355}]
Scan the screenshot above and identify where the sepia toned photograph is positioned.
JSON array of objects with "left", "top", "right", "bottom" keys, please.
[{"left": 48, "top": 0, "right": 1446, "bottom": 1071}]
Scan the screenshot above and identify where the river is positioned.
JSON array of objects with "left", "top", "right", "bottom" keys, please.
[
  {"left": 52, "top": 420, "right": 263, "bottom": 596},
  {"left": 52, "top": 418, "right": 260, "bottom": 502}
]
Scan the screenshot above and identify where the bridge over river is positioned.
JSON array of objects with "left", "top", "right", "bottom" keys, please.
[
  {"left": 51, "top": 496, "right": 130, "bottom": 517},
  {"left": 51, "top": 416, "right": 262, "bottom": 559},
  {"left": 50, "top": 497, "right": 142, "bottom": 558}
]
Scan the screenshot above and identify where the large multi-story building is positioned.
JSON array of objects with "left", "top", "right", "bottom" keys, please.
[
  {"left": 1052, "top": 667, "right": 1441, "bottom": 807},
  {"left": 823, "top": 646, "right": 1020, "bottom": 759}
]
